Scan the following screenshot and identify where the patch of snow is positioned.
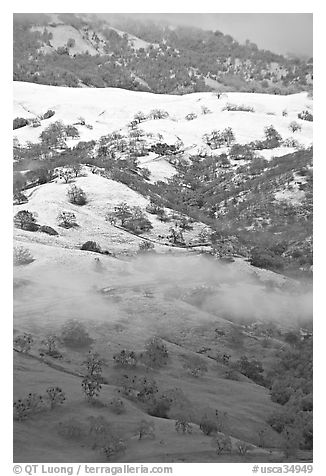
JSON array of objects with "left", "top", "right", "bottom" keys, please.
[
  {"left": 31, "top": 25, "right": 98, "bottom": 56},
  {"left": 137, "top": 153, "right": 177, "bottom": 183}
]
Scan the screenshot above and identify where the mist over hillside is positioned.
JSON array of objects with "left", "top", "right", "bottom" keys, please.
[{"left": 13, "top": 13, "right": 312, "bottom": 95}]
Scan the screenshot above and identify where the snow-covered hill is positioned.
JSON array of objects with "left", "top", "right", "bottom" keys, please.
[
  {"left": 13, "top": 82, "right": 313, "bottom": 162},
  {"left": 13, "top": 168, "right": 210, "bottom": 254}
]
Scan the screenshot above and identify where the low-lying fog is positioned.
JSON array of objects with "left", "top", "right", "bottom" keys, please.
[{"left": 13, "top": 253, "right": 313, "bottom": 330}]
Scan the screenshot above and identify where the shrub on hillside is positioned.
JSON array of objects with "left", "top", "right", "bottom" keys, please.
[
  {"left": 117, "top": 374, "right": 159, "bottom": 403},
  {"left": 132, "top": 111, "right": 147, "bottom": 124},
  {"left": 13, "top": 246, "right": 34, "bottom": 266},
  {"left": 149, "top": 142, "right": 178, "bottom": 156},
  {"left": 40, "top": 335, "right": 62, "bottom": 359},
  {"left": 168, "top": 227, "right": 185, "bottom": 245},
  {"left": 298, "top": 110, "right": 313, "bottom": 122},
  {"left": 65, "top": 125, "right": 80, "bottom": 139},
  {"left": 60, "top": 320, "right": 93, "bottom": 348},
  {"left": 42, "top": 109, "right": 55, "bottom": 120},
  {"left": 124, "top": 212, "right": 153, "bottom": 235},
  {"left": 107, "top": 204, "right": 153, "bottom": 235},
  {"left": 138, "top": 241, "right": 155, "bottom": 253},
  {"left": 282, "top": 138, "right": 300, "bottom": 148},
  {"left": 214, "top": 351, "right": 231, "bottom": 365},
  {"left": 229, "top": 143, "right": 255, "bottom": 161},
  {"left": 57, "top": 211, "right": 77, "bottom": 228},
  {"left": 106, "top": 202, "right": 132, "bottom": 226},
  {"left": 59, "top": 168, "right": 73, "bottom": 183},
  {"left": 175, "top": 417, "right": 192, "bottom": 434},
  {"left": 162, "top": 388, "right": 192, "bottom": 419},
  {"left": 185, "top": 112, "right": 197, "bottom": 121},
  {"left": 222, "top": 103, "right": 254, "bottom": 112},
  {"left": 14, "top": 333, "right": 34, "bottom": 353},
  {"left": 40, "top": 121, "right": 67, "bottom": 148},
  {"left": 263, "top": 125, "right": 282, "bottom": 148},
  {"left": 38, "top": 225, "right": 59, "bottom": 236},
  {"left": 87, "top": 415, "right": 126, "bottom": 459},
  {"left": 149, "top": 109, "right": 169, "bottom": 120},
  {"left": 102, "top": 437, "right": 126, "bottom": 460},
  {"left": 140, "top": 337, "right": 169, "bottom": 369},
  {"left": 251, "top": 125, "right": 282, "bottom": 149},
  {"left": 45, "top": 387, "right": 66, "bottom": 409},
  {"left": 289, "top": 121, "right": 302, "bottom": 133},
  {"left": 29, "top": 118, "right": 41, "bottom": 128},
  {"left": 14, "top": 393, "right": 45, "bottom": 421},
  {"left": 113, "top": 349, "right": 138, "bottom": 368},
  {"left": 71, "top": 164, "right": 82, "bottom": 177},
  {"left": 81, "top": 352, "right": 104, "bottom": 402},
  {"left": 13, "top": 210, "right": 39, "bottom": 231},
  {"left": 13, "top": 117, "right": 29, "bottom": 130},
  {"left": 147, "top": 395, "right": 172, "bottom": 418},
  {"left": 81, "top": 241, "right": 101, "bottom": 253},
  {"left": 203, "top": 128, "right": 235, "bottom": 149},
  {"left": 67, "top": 184, "right": 87, "bottom": 205}
]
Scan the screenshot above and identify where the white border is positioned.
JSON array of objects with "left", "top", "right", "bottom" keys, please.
[{"left": 2, "top": 3, "right": 323, "bottom": 475}]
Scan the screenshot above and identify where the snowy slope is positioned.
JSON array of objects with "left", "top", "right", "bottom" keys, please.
[
  {"left": 13, "top": 168, "right": 209, "bottom": 254},
  {"left": 13, "top": 82, "right": 313, "bottom": 157}
]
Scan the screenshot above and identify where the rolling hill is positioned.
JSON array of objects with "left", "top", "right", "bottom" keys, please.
[
  {"left": 13, "top": 80, "right": 313, "bottom": 462},
  {"left": 13, "top": 13, "right": 313, "bottom": 95}
]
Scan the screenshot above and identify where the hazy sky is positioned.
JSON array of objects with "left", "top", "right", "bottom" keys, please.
[{"left": 111, "top": 13, "right": 313, "bottom": 57}]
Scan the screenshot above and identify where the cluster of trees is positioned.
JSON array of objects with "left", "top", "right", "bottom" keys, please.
[
  {"left": 298, "top": 110, "right": 313, "bottom": 122},
  {"left": 13, "top": 110, "right": 56, "bottom": 130},
  {"left": 67, "top": 184, "right": 87, "bottom": 205},
  {"left": 106, "top": 202, "right": 153, "bottom": 235},
  {"left": 266, "top": 336, "right": 313, "bottom": 453},
  {"left": 154, "top": 148, "right": 312, "bottom": 276},
  {"left": 14, "top": 387, "right": 66, "bottom": 420},
  {"left": 13, "top": 117, "right": 29, "bottom": 130},
  {"left": 13, "top": 119, "right": 312, "bottom": 278},
  {"left": 229, "top": 143, "right": 256, "bottom": 161},
  {"left": 203, "top": 127, "right": 235, "bottom": 149},
  {"left": 40, "top": 121, "right": 80, "bottom": 148},
  {"left": 250, "top": 125, "right": 283, "bottom": 150},
  {"left": 14, "top": 316, "right": 312, "bottom": 459}
]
